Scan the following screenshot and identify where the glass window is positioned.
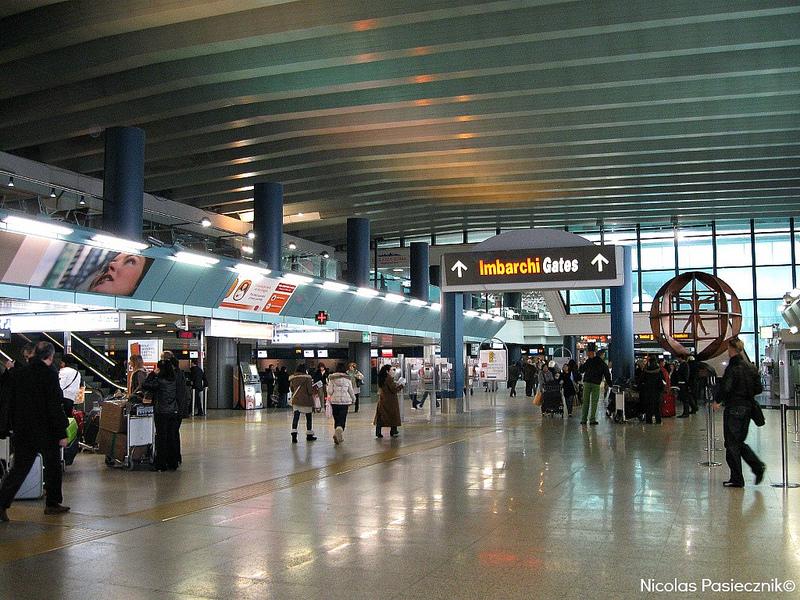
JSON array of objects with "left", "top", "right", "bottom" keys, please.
[
  {"left": 570, "top": 289, "right": 604, "bottom": 305},
  {"left": 570, "top": 304, "right": 604, "bottom": 314},
  {"left": 716, "top": 267, "right": 753, "bottom": 299},
  {"left": 757, "top": 299, "right": 784, "bottom": 328},
  {"left": 754, "top": 218, "right": 790, "bottom": 233},
  {"left": 641, "top": 270, "right": 674, "bottom": 300},
  {"left": 755, "top": 266, "right": 793, "bottom": 297},
  {"left": 432, "top": 232, "right": 464, "bottom": 246},
  {"left": 716, "top": 234, "right": 752, "bottom": 267},
  {"left": 739, "top": 300, "right": 755, "bottom": 333},
  {"left": 677, "top": 236, "right": 713, "bottom": 269},
  {"left": 378, "top": 239, "right": 401, "bottom": 248},
  {"left": 467, "top": 230, "right": 495, "bottom": 243},
  {"left": 754, "top": 232, "right": 791, "bottom": 265},
  {"left": 640, "top": 238, "right": 675, "bottom": 270},
  {"left": 405, "top": 234, "right": 431, "bottom": 245},
  {"left": 738, "top": 333, "right": 756, "bottom": 362}
]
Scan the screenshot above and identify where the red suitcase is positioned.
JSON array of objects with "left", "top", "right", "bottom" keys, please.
[{"left": 661, "top": 390, "right": 676, "bottom": 418}]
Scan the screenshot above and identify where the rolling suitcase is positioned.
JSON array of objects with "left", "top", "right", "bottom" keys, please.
[
  {"left": 14, "top": 454, "right": 44, "bottom": 500},
  {"left": 661, "top": 389, "right": 677, "bottom": 418},
  {"left": 0, "top": 437, "right": 9, "bottom": 478}
]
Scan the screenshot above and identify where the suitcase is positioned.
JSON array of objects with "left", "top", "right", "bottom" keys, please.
[
  {"left": 14, "top": 454, "right": 44, "bottom": 500},
  {"left": 84, "top": 410, "right": 101, "bottom": 446},
  {"left": 63, "top": 438, "right": 79, "bottom": 466},
  {"left": 661, "top": 390, "right": 676, "bottom": 418},
  {"left": 0, "top": 437, "right": 9, "bottom": 478}
]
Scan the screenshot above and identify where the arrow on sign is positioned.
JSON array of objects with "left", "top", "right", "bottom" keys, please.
[
  {"left": 451, "top": 260, "right": 468, "bottom": 278},
  {"left": 591, "top": 253, "right": 609, "bottom": 272}
]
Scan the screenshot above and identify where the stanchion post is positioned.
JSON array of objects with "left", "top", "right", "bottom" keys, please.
[
  {"left": 699, "top": 400, "right": 721, "bottom": 467},
  {"left": 793, "top": 385, "right": 800, "bottom": 444},
  {"left": 771, "top": 403, "right": 800, "bottom": 489}
]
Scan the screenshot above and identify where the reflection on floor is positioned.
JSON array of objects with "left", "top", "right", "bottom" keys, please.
[{"left": 1, "top": 391, "right": 799, "bottom": 599}]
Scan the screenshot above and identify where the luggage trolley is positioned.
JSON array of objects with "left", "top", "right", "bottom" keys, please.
[{"left": 105, "top": 404, "right": 154, "bottom": 470}]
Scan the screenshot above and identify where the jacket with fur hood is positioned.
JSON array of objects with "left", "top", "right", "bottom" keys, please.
[{"left": 328, "top": 372, "right": 356, "bottom": 405}]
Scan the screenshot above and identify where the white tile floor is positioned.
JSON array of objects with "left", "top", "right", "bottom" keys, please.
[{"left": 2, "top": 392, "right": 800, "bottom": 599}]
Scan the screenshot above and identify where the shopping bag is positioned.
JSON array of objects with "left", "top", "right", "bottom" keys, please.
[
  {"left": 312, "top": 393, "right": 322, "bottom": 412},
  {"left": 324, "top": 401, "right": 333, "bottom": 418},
  {"left": 533, "top": 391, "right": 543, "bottom": 406}
]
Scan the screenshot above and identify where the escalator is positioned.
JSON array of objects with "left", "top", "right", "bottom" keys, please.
[{"left": 6, "top": 332, "right": 125, "bottom": 409}]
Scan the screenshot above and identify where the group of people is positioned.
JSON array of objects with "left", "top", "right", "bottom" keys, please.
[
  {"left": 285, "top": 361, "right": 405, "bottom": 443},
  {"left": 261, "top": 363, "right": 365, "bottom": 414}
]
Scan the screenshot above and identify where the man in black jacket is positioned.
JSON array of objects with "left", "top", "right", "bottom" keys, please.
[
  {"left": 523, "top": 358, "right": 538, "bottom": 398},
  {"left": 713, "top": 338, "right": 765, "bottom": 488},
  {"left": 189, "top": 359, "right": 208, "bottom": 416},
  {"left": 0, "top": 342, "right": 70, "bottom": 522}
]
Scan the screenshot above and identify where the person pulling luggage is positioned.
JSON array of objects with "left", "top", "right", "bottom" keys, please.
[{"left": 0, "top": 342, "right": 70, "bottom": 522}]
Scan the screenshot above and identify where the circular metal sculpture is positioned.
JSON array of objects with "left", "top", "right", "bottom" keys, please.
[{"left": 649, "top": 271, "right": 742, "bottom": 360}]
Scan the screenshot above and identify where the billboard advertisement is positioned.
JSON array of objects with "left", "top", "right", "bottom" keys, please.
[
  {"left": 479, "top": 349, "right": 507, "bottom": 381},
  {"left": 219, "top": 276, "right": 297, "bottom": 314},
  {"left": 0, "top": 230, "right": 153, "bottom": 297}
]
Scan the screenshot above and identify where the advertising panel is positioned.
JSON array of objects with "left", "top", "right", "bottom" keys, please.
[
  {"left": 0, "top": 230, "right": 153, "bottom": 296},
  {"left": 479, "top": 349, "right": 508, "bottom": 381},
  {"left": 128, "top": 339, "right": 163, "bottom": 370},
  {"left": 219, "top": 275, "right": 297, "bottom": 314}
]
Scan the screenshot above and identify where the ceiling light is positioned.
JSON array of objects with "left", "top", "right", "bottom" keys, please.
[
  {"left": 89, "top": 234, "right": 148, "bottom": 254},
  {"left": 79, "top": 195, "right": 86, "bottom": 206},
  {"left": 200, "top": 217, "right": 212, "bottom": 228},
  {"left": 234, "top": 263, "right": 271, "bottom": 277},
  {"left": 124, "top": 331, "right": 131, "bottom": 335},
  {"left": 297, "top": 212, "right": 304, "bottom": 217},
  {"left": 103, "top": 331, "right": 110, "bottom": 335},
  {"left": 172, "top": 251, "right": 219, "bottom": 267},
  {"left": 49, "top": 187, "right": 56, "bottom": 198},
  {"left": 134, "top": 322, "right": 145, "bottom": 326},
  {"left": 288, "top": 242, "right": 297, "bottom": 250},
  {"left": 321, "top": 251, "right": 330, "bottom": 259},
  {"left": 791, "top": 326, "right": 799, "bottom": 335},
  {"left": 281, "top": 273, "right": 313, "bottom": 285},
  {"left": 7, "top": 176, "right": 13, "bottom": 187},
  {"left": 145, "top": 330, "right": 153, "bottom": 334},
  {"left": 241, "top": 245, "right": 254, "bottom": 254},
  {"left": 465, "top": 310, "right": 479, "bottom": 317},
  {"left": 357, "top": 287, "right": 380, "bottom": 297},
  {"left": 323, "top": 281, "right": 349, "bottom": 292},
  {"left": 480, "top": 313, "right": 492, "bottom": 320},
  {"left": 392, "top": 268, "right": 404, "bottom": 273},
  {"left": 409, "top": 299, "right": 427, "bottom": 307},
  {"left": 384, "top": 293, "right": 405, "bottom": 303},
  {"left": 2, "top": 215, "right": 73, "bottom": 238},
  {"left": 133, "top": 315, "right": 160, "bottom": 320},
  {"left": 247, "top": 230, "right": 255, "bottom": 240},
  {"left": 157, "top": 324, "right": 166, "bottom": 327}
]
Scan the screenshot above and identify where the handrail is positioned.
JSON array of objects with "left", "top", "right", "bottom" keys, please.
[
  {"left": 71, "top": 333, "right": 115, "bottom": 366},
  {"left": 0, "top": 348, "right": 12, "bottom": 363},
  {"left": 41, "top": 332, "right": 125, "bottom": 391}
]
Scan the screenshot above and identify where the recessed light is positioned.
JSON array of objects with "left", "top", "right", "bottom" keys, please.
[
  {"left": 157, "top": 324, "right": 166, "bottom": 328},
  {"left": 288, "top": 242, "right": 297, "bottom": 250},
  {"left": 201, "top": 217, "right": 212, "bottom": 228}
]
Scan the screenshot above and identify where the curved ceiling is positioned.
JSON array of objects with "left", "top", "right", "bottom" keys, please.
[{"left": 1, "top": 0, "right": 799, "bottom": 246}]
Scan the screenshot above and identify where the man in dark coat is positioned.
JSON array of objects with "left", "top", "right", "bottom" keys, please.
[
  {"left": 523, "top": 357, "right": 538, "bottom": 398},
  {"left": 189, "top": 359, "right": 208, "bottom": 416},
  {"left": 0, "top": 342, "right": 70, "bottom": 521},
  {"left": 713, "top": 338, "right": 766, "bottom": 488}
]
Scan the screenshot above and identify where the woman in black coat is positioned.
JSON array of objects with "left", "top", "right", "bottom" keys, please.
[
  {"left": 276, "top": 366, "right": 290, "bottom": 408},
  {"left": 143, "top": 359, "right": 180, "bottom": 470},
  {"left": 640, "top": 357, "right": 666, "bottom": 424}
]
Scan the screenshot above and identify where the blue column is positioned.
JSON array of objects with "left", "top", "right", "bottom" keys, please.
[
  {"left": 563, "top": 335, "right": 577, "bottom": 361},
  {"left": 609, "top": 246, "right": 634, "bottom": 383},
  {"left": 103, "top": 126, "right": 145, "bottom": 240},
  {"left": 410, "top": 242, "right": 429, "bottom": 301},
  {"left": 429, "top": 265, "right": 441, "bottom": 287},
  {"left": 441, "top": 291, "right": 464, "bottom": 404},
  {"left": 345, "top": 218, "right": 370, "bottom": 287},
  {"left": 253, "top": 182, "right": 283, "bottom": 272}
]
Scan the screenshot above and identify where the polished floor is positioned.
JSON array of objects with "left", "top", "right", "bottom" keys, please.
[{"left": 1, "top": 391, "right": 799, "bottom": 599}]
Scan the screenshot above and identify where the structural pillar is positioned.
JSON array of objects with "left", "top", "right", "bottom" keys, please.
[
  {"left": 440, "top": 291, "right": 465, "bottom": 409},
  {"left": 429, "top": 265, "right": 441, "bottom": 287},
  {"left": 103, "top": 126, "right": 145, "bottom": 240},
  {"left": 253, "top": 182, "right": 284, "bottom": 272},
  {"left": 346, "top": 217, "right": 372, "bottom": 397},
  {"left": 563, "top": 335, "right": 577, "bottom": 361},
  {"left": 205, "top": 337, "right": 237, "bottom": 410},
  {"left": 502, "top": 292, "right": 522, "bottom": 313},
  {"left": 609, "top": 246, "right": 634, "bottom": 383},
  {"left": 409, "top": 242, "right": 430, "bottom": 301},
  {"left": 346, "top": 218, "right": 371, "bottom": 287}
]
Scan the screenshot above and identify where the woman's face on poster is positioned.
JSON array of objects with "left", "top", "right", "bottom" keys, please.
[{"left": 89, "top": 253, "right": 146, "bottom": 295}]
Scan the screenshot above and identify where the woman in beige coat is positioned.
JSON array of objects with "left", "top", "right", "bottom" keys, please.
[
  {"left": 375, "top": 364, "right": 403, "bottom": 438},
  {"left": 289, "top": 364, "right": 317, "bottom": 443}
]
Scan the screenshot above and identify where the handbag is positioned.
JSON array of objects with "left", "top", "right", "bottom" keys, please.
[
  {"left": 324, "top": 401, "right": 333, "bottom": 418},
  {"left": 750, "top": 399, "right": 766, "bottom": 427},
  {"left": 533, "top": 390, "right": 543, "bottom": 406}
]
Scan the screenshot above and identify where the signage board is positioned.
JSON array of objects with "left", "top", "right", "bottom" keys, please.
[
  {"left": 440, "top": 245, "right": 623, "bottom": 292},
  {"left": 0, "top": 328, "right": 10, "bottom": 340},
  {"left": 0, "top": 310, "right": 126, "bottom": 333},
  {"left": 303, "top": 350, "right": 315, "bottom": 358},
  {"left": 176, "top": 330, "right": 196, "bottom": 340},
  {"left": 317, "top": 349, "right": 329, "bottom": 358},
  {"left": 219, "top": 275, "right": 297, "bottom": 314},
  {"left": 204, "top": 319, "right": 274, "bottom": 340},
  {"left": 479, "top": 349, "right": 507, "bottom": 381},
  {"left": 272, "top": 329, "right": 338, "bottom": 345}
]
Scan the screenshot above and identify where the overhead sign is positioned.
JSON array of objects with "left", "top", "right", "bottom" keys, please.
[
  {"left": 0, "top": 328, "right": 10, "bottom": 340},
  {"left": 272, "top": 329, "right": 338, "bottom": 345},
  {"left": 315, "top": 310, "right": 329, "bottom": 325},
  {"left": 175, "top": 330, "right": 197, "bottom": 340},
  {"left": 0, "top": 310, "right": 126, "bottom": 333},
  {"left": 128, "top": 339, "right": 163, "bottom": 370},
  {"left": 204, "top": 319, "right": 275, "bottom": 340},
  {"left": 440, "top": 245, "right": 623, "bottom": 292}
]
